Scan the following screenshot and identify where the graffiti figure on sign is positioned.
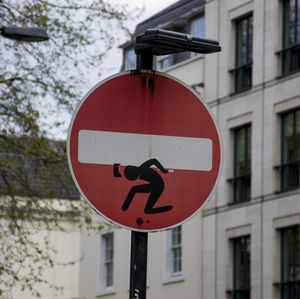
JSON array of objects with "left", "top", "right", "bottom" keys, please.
[{"left": 113, "top": 159, "right": 173, "bottom": 214}]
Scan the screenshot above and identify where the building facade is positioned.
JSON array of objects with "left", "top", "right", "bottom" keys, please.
[
  {"left": 203, "top": 1, "right": 299, "bottom": 299},
  {"left": 79, "top": 0, "right": 299, "bottom": 298}
]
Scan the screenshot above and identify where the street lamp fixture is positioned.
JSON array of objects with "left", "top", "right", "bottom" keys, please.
[
  {"left": 136, "top": 28, "right": 221, "bottom": 55},
  {"left": 1, "top": 26, "right": 49, "bottom": 42},
  {"left": 135, "top": 28, "right": 221, "bottom": 70}
]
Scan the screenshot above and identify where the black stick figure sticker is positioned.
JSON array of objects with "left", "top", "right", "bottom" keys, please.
[{"left": 113, "top": 159, "right": 173, "bottom": 214}]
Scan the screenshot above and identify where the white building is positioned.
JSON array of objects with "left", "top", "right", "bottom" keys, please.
[
  {"left": 79, "top": 0, "right": 300, "bottom": 298},
  {"left": 203, "top": 1, "right": 299, "bottom": 299},
  {"left": 0, "top": 137, "right": 82, "bottom": 298}
]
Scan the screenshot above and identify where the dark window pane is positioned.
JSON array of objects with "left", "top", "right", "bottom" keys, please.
[
  {"left": 282, "top": 112, "right": 295, "bottom": 163},
  {"left": 281, "top": 226, "right": 300, "bottom": 299},
  {"left": 233, "top": 236, "right": 251, "bottom": 299},
  {"left": 290, "top": 0, "right": 296, "bottom": 45},
  {"left": 248, "top": 16, "right": 253, "bottom": 61},
  {"left": 235, "top": 128, "right": 246, "bottom": 176},
  {"left": 296, "top": 110, "right": 300, "bottom": 160},
  {"left": 281, "top": 109, "right": 300, "bottom": 191},
  {"left": 282, "top": 0, "right": 300, "bottom": 74},
  {"left": 233, "top": 125, "right": 251, "bottom": 202},
  {"left": 235, "top": 15, "right": 253, "bottom": 92}
]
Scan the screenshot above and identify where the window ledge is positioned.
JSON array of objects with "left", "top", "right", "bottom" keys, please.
[
  {"left": 229, "top": 87, "right": 252, "bottom": 97},
  {"left": 162, "top": 274, "right": 184, "bottom": 285},
  {"left": 226, "top": 288, "right": 251, "bottom": 294},
  {"left": 158, "top": 54, "right": 203, "bottom": 72},
  {"left": 228, "top": 199, "right": 251, "bottom": 207},
  {"left": 275, "top": 68, "right": 300, "bottom": 80},
  {"left": 96, "top": 288, "right": 115, "bottom": 297},
  {"left": 273, "top": 280, "right": 300, "bottom": 287},
  {"left": 274, "top": 186, "right": 300, "bottom": 195}
]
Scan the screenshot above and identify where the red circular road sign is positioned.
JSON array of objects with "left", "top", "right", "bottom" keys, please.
[{"left": 67, "top": 71, "right": 223, "bottom": 231}]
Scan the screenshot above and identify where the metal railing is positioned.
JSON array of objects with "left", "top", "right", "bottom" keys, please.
[
  {"left": 275, "top": 160, "right": 300, "bottom": 192},
  {"left": 229, "top": 62, "right": 252, "bottom": 93},
  {"left": 276, "top": 44, "right": 300, "bottom": 75}
]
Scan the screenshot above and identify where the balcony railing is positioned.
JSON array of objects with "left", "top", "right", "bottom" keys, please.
[
  {"left": 226, "top": 288, "right": 250, "bottom": 299},
  {"left": 274, "top": 280, "right": 300, "bottom": 299},
  {"left": 275, "top": 160, "right": 300, "bottom": 192},
  {"left": 228, "top": 174, "right": 251, "bottom": 203},
  {"left": 229, "top": 62, "right": 252, "bottom": 93},
  {"left": 276, "top": 44, "right": 300, "bottom": 76}
]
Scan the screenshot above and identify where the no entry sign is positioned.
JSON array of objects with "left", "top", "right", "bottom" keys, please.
[{"left": 67, "top": 71, "right": 222, "bottom": 231}]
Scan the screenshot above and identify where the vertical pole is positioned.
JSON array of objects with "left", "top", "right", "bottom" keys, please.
[
  {"left": 129, "top": 231, "right": 148, "bottom": 299},
  {"left": 128, "top": 49, "right": 153, "bottom": 299},
  {"left": 136, "top": 51, "right": 153, "bottom": 71}
]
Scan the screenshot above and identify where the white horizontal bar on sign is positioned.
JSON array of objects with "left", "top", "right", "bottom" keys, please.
[{"left": 78, "top": 130, "right": 212, "bottom": 171}]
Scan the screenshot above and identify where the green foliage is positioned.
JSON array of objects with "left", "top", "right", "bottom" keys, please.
[
  {"left": 0, "top": 0, "right": 134, "bottom": 297},
  {"left": 0, "top": 0, "right": 134, "bottom": 137}
]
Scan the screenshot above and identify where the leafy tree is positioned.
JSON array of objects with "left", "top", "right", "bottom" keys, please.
[{"left": 0, "top": 0, "right": 135, "bottom": 297}]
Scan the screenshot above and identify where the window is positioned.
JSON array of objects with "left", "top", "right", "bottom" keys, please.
[
  {"left": 232, "top": 125, "right": 251, "bottom": 203},
  {"left": 190, "top": 16, "right": 205, "bottom": 38},
  {"left": 233, "top": 236, "right": 251, "bottom": 299},
  {"left": 280, "top": 226, "right": 300, "bottom": 299},
  {"left": 233, "top": 15, "right": 253, "bottom": 93},
  {"left": 280, "top": 109, "right": 300, "bottom": 191},
  {"left": 164, "top": 226, "right": 183, "bottom": 282},
  {"left": 281, "top": 0, "right": 300, "bottom": 75},
  {"left": 157, "top": 16, "right": 204, "bottom": 70},
  {"left": 171, "top": 226, "right": 182, "bottom": 274},
  {"left": 124, "top": 48, "right": 136, "bottom": 70},
  {"left": 97, "top": 232, "right": 114, "bottom": 294},
  {"left": 159, "top": 55, "right": 173, "bottom": 70},
  {"left": 190, "top": 16, "right": 205, "bottom": 58}
]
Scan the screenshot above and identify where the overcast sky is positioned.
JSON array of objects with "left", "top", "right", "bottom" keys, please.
[
  {"left": 99, "top": 0, "right": 178, "bottom": 80},
  {"left": 127, "top": 0, "right": 178, "bottom": 23}
]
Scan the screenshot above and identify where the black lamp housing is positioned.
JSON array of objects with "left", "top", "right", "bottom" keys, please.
[
  {"left": 135, "top": 28, "right": 221, "bottom": 56},
  {"left": 1, "top": 26, "right": 49, "bottom": 42}
]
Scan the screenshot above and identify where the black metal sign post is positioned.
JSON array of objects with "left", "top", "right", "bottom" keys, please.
[
  {"left": 128, "top": 29, "right": 221, "bottom": 299},
  {"left": 128, "top": 39, "right": 153, "bottom": 299},
  {"left": 129, "top": 231, "right": 148, "bottom": 299}
]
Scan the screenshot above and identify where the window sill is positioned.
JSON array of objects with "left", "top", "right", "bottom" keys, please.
[
  {"left": 226, "top": 288, "right": 251, "bottom": 295},
  {"left": 158, "top": 54, "right": 203, "bottom": 72},
  {"left": 96, "top": 288, "right": 115, "bottom": 297},
  {"left": 273, "top": 282, "right": 281, "bottom": 287},
  {"left": 275, "top": 68, "right": 300, "bottom": 80},
  {"left": 229, "top": 86, "right": 252, "bottom": 97},
  {"left": 162, "top": 274, "right": 184, "bottom": 285},
  {"left": 274, "top": 186, "right": 300, "bottom": 195},
  {"left": 273, "top": 279, "right": 300, "bottom": 287},
  {"left": 228, "top": 199, "right": 251, "bottom": 206}
]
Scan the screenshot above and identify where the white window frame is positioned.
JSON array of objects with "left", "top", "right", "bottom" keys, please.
[
  {"left": 97, "top": 230, "right": 115, "bottom": 296},
  {"left": 163, "top": 226, "right": 184, "bottom": 284}
]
